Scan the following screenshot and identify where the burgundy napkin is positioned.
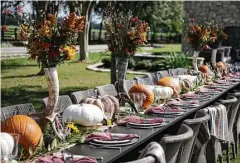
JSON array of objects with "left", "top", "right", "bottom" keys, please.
[
  {"left": 181, "top": 93, "right": 197, "bottom": 99},
  {"left": 164, "top": 107, "right": 183, "bottom": 112},
  {"left": 145, "top": 106, "right": 165, "bottom": 114},
  {"left": 145, "top": 106, "right": 183, "bottom": 114},
  {"left": 85, "top": 132, "right": 138, "bottom": 142},
  {"left": 117, "top": 115, "right": 165, "bottom": 125},
  {"left": 35, "top": 153, "right": 96, "bottom": 163}
]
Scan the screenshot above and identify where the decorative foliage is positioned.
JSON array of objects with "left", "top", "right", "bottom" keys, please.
[
  {"left": 104, "top": 4, "right": 149, "bottom": 57},
  {"left": 2, "top": 6, "right": 85, "bottom": 67},
  {"left": 161, "top": 52, "right": 192, "bottom": 69},
  {"left": 185, "top": 19, "right": 216, "bottom": 51}
]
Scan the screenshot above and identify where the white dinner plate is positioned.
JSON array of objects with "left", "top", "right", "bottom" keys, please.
[
  {"left": 92, "top": 138, "right": 131, "bottom": 144},
  {"left": 126, "top": 122, "right": 167, "bottom": 129},
  {"left": 89, "top": 138, "right": 139, "bottom": 147}
]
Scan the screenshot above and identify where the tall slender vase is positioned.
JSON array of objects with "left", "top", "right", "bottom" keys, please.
[
  {"left": 44, "top": 67, "right": 59, "bottom": 121},
  {"left": 192, "top": 51, "right": 200, "bottom": 71},
  {"left": 116, "top": 57, "right": 129, "bottom": 93}
]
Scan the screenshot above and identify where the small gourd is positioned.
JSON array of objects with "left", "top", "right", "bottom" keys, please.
[
  {"left": 62, "top": 104, "right": 104, "bottom": 126},
  {"left": 157, "top": 77, "right": 181, "bottom": 96},
  {"left": 0, "top": 133, "right": 14, "bottom": 159},
  {"left": 152, "top": 86, "right": 173, "bottom": 99}
]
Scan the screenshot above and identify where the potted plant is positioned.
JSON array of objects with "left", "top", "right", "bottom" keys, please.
[
  {"left": 185, "top": 19, "right": 216, "bottom": 71},
  {"left": 3, "top": 6, "right": 85, "bottom": 121},
  {"left": 104, "top": 4, "right": 149, "bottom": 92}
]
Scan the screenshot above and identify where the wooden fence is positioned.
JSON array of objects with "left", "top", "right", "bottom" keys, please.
[{"left": 1, "top": 28, "right": 181, "bottom": 45}]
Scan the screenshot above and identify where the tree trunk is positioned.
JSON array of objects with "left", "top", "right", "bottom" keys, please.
[
  {"left": 78, "top": 2, "right": 95, "bottom": 62},
  {"left": 110, "top": 53, "right": 117, "bottom": 85},
  {"left": 98, "top": 19, "right": 103, "bottom": 43}
]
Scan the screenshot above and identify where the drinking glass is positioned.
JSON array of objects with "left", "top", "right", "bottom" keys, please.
[
  {"left": 1, "top": 133, "right": 19, "bottom": 162},
  {"left": 132, "top": 93, "right": 145, "bottom": 113}
]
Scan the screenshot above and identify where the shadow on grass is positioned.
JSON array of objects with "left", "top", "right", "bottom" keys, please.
[
  {"left": 1, "top": 85, "right": 92, "bottom": 111},
  {"left": 1, "top": 74, "right": 40, "bottom": 79}
]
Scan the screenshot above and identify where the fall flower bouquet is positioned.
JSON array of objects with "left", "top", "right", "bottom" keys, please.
[
  {"left": 2, "top": 6, "right": 85, "bottom": 67},
  {"left": 22, "top": 13, "right": 85, "bottom": 67},
  {"left": 186, "top": 19, "right": 216, "bottom": 51},
  {"left": 104, "top": 10, "right": 149, "bottom": 58}
]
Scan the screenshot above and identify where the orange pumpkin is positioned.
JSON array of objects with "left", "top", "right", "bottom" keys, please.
[
  {"left": 199, "top": 65, "right": 209, "bottom": 74},
  {"left": 1, "top": 115, "right": 42, "bottom": 155},
  {"left": 216, "top": 62, "right": 226, "bottom": 70},
  {"left": 129, "top": 84, "right": 154, "bottom": 109},
  {"left": 157, "top": 77, "right": 181, "bottom": 96}
]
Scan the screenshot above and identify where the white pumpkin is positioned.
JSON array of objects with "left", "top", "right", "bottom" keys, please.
[
  {"left": 153, "top": 86, "right": 174, "bottom": 99},
  {"left": 62, "top": 104, "right": 104, "bottom": 126},
  {"left": 177, "top": 75, "right": 198, "bottom": 89},
  {"left": 0, "top": 133, "right": 14, "bottom": 159}
]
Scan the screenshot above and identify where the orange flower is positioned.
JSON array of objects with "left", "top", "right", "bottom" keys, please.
[
  {"left": 60, "top": 45, "right": 76, "bottom": 60},
  {"left": 75, "top": 16, "right": 85, "bottom": 32},
  {"left": 47, "top": 14, "right": 57, "bottom": 25},
  {"left": 39, "top": 23, "right": 52, "bottom": 38},
  {"left": 2, "top": 25, "right": 8, "bottom": 32}
]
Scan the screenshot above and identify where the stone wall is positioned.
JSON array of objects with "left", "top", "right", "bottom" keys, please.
[{"left": 182, "top": 1, "right": 240, "bottom": 54}]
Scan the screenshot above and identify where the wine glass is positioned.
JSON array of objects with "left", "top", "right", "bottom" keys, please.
[
  {"left": 132, "top": 93, "right": 145, "bottom": 113},
  {"left": 1, "top": 133, "right": 19, "bottom": 162}
]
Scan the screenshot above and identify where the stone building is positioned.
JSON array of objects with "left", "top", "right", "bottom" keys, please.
[{"left": 182, "top": 1, "right": 240, "bottom": 60}]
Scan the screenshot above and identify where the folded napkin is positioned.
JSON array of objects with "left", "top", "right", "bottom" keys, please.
[
  {"left": 35, "top": 153, "right": 96, "bottom": 163},
  {"left": 139, "top": 142, "right": 166, "bottom": 163},
  {"left": 117, "top": 115, "right": 165, "bottom": 125},
  {"left": 85, "top": 132, "right": 138, "bottom": 142},
  {"left": 166, "top": 99, "right": 199, "bottom": 106},
  {"left": 145, "top": 106, "right": 183, "bottom": 114}
]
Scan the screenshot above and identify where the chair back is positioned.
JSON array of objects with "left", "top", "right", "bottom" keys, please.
[
  {"left": 124, "top": 156, "right": 155, "bottom": 163},
  {"left": 42, "top": 95, "right": 72, "bottom": 114},
  {"left": 160, "top": 124, "right": 193, "bottom": 163},
  {"left": 1, "top": 103, "right": 36, "bottom": 122},
  {"left": 125, "top": 142, "right": 166, "bottom": 163},
  {"left": 124, "top": 80, "right": 136, "bottom": 94},
  {"left": 169, "top": 68, "right": 188, "bottom": 76},
  {"left": 71, "top": 89, "right": 96, "bottom": 104},
  {"left": 177, "top": 111, "right": 210, "bottom": 163},
  {"left": 134, "top": 74, "right": 154, "bottom": 85},
  {"left": 96, "top": 84, "right": 118, "bottom": 96},
  {"left": 155, "top": 70, "right": 170, "bottom": 81},
  {"left": 231, "top": 91, "right": 240, "bottom": 134},
  {"left": 218, "top": 95, "right": 238, "bottom": 131}
]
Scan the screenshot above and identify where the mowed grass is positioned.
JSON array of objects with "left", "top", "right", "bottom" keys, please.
[{"left": 1, "top": 52, "right": 138, "bottom": 110}]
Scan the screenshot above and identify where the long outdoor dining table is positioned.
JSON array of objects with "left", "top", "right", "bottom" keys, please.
[{"left": 68, "top": 82, "right": 240, "bottom": 163}]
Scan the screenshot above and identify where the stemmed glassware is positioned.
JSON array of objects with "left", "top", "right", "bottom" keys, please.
[
  {"left": 1, "top": 133, "right": 20, "bottom": 163},
  {"left": 132, "top": 93, "right": 145, "bottom": 113}
]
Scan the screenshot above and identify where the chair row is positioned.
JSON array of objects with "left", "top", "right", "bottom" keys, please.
[
  {"left": 125, "top": 110, "right": 210, "bottom": 163},
  {"left": 125, "top": 90, "right": 240, "bottom": 163},
  {"left": 134, "top": 68, "right": 188, "bottom": 85}
]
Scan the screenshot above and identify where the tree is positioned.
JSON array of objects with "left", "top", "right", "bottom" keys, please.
[
  {"left": 68, "top": 1, "right": 97, "bottom": 62},
  {"left": 140, "top": 1, "right": 183, "bottom": 35}
]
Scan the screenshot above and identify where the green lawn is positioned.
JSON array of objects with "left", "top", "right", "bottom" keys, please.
[{"left": 1, "top": 52, "right": 135, "bottom": 110}]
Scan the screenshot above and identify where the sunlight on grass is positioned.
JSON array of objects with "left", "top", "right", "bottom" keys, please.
[{"left": 1, "top": 53, "right": 134, "bottom": 110}]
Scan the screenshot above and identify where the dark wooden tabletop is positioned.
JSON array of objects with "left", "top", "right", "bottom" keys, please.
[{"left": 67, "top": 82, "right": 239, "bottom": 163}]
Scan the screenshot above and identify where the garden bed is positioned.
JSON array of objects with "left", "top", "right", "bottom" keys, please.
[{"left": 97, "top": 52, "right": 204, "bottom": 72}]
